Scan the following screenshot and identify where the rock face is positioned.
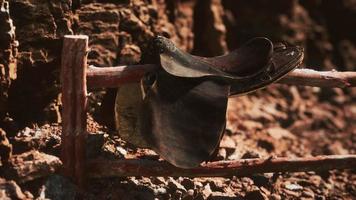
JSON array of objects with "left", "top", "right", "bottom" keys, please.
[
  {"left": 0, "top": 0, "right": 354, "bottom": 125},
  {"left": 0, "top": 0, "right": 17, "bottom": 119},
  {"left": 74, "top": 1, "right": 195, "bottom": 67},
  {"left": 0, "top": 178, "right": 33, "bottom": 199},
  {"left": 0, "top": 128, "right": 12, "bottom": 164},
  {"left": 0, "top": 0, "right": 197, "bottom": 126},
  {"left": 73, "top": 1, "right": 197, "bottom": 128},
  {"left": 6, "top": 0, "right": 72, "bottom": 124},
  {"left": 2, "top": 150, "right": 62, "bottom": 183},
  {"left": 222, "top": 0, "right": 356, "bottom": 71}
]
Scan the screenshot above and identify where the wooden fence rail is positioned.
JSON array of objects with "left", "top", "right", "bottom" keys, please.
[{"left": 61, "top": 35, "right": 356, "bottom": 186}]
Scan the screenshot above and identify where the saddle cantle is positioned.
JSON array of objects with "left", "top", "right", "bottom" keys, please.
[
  {"left": 156, "top": 36, "right": 273, "bottom": 80},
  {"left": 228, "top": 43, "right": 304, "bottom": 96},
  {"left": 156, "top": 36, "right": 303, "bottom": 95},
  {"left": 115, "top": 36, "right": 304, "bottom": 168}
]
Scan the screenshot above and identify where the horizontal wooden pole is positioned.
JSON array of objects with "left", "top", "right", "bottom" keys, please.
[
  {"left": 87, "top": 64, "right": 158, "bottom": 88},
  {"left": 278, "top": 68, "right": 356, "bottom": 88},
  {"left": 87, "top": 155, "right": 356, "bottom": 178},
  {"left": 87, "top": 65, "right": 356, "bottom": 89}
]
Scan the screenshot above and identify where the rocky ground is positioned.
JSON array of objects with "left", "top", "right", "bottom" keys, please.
[{"left": 0, "top": 0, "right": 355, "bottom": 199}]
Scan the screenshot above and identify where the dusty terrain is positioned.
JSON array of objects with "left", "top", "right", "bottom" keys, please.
[{"left": 0, "top": 0, "right": 355, "bottom": 199}]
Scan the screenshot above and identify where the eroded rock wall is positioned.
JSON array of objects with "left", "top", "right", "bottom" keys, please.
[
  {"left": 0, "top": 0, "right": 17, "bottom": 119},
  {"left": 2, "top": 0, "right": 196, "bottom": 125},
  {"left": 7, "top": 0, "right": 72, "bottom": 124},
  {"left": 0, "top": 0, "right": 354, "bottom": 126},
  {"left": 222, "top": 0, "right": 356, "bottom": 71}
]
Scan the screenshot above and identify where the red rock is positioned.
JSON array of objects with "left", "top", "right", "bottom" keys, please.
[
  {"left": 3, "top": 150, "right": 62, "bottom": 183},
  {"left": 0, "top": 128, "right": 12, "bottom": 164},
  {"left": 245, "top": 189, "right": 268, "bottom": 200},
  {"left": 0, "top": 178, "right": 31, "bottom": 199}
]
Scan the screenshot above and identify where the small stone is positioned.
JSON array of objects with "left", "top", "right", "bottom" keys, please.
[
  {"left": 216, "top": 148, "right": 226, "bottom": 160},
  {"left": 151, "top": 177, "right": 166, "bottom": 185},
  {"left": 302, "top": 188, "right": 315, "bottom": 198},
  {"left": 194, "top": 181, "right": 204, "bottom": 189},
  {"left": 267, "top": 127, "right": 295, "bottom": 140},
  {"left": 168, "top": 178, "right": 186, "bottom": 192},
  {"left": 239, "top": 120, "right": 263, "bottom": 131},
  {"left": 154, "top": 187, "right": 167, "bottom": 195},
  {"left": 201, "top": 183, "right": 212, "bottom": 199},
  {"left": 245, "top": 190, "right": 268, "bottom": 200},
  {"left": 205, "top": 179, "right": 224, "bottom": 192},
  {"left": 181, "top": 178, "right": 194, "bottom": 190},
  {"left": 116, "top": 146, "right": 127, "bottom": 156},
  {"left": 325, "top": 141, "right": 349, "bottom": 155},
  {"left": 283, "top": 189, "right": 300, "bottom": 198},
  {"left": 208, "top": 191, "right": 235, "bottom": 200},
  {"left": 260, "top": 186, "right": 271, "bottom": 196},
  {"left": 0, "top": 128, "right": 12, "bottom": 164},
  {"left": 139, "top": 177, "right": 152, "bottom": 185},
  {"left": 172, "top": 190, "right": 183, "bottom": 199},
  {"left": 12, "top": 125, "right": 61, "bottom": 155},
  {"left": 43, "top": 102, "right": 61, "bottom": 123},
  {"left": 182, "top": 189, "right": 194, "bottom": 200},
  {"left": 251, "top": 174, "right": 270, "bottom": 187},
  {"left": 270, "top": 193, "right": 282, "bottom": 200},
  {"left": 194, "top": 193, "right": 205, "bottom": 200},
  {"left": 219, "top": 136, "right": 236, "bottom": 149},
  {"left": 315, "top": 195, "right": 326, "bottom": 200},
  {"left": 23, "top": 191, "right": 34, "bottom": 199},
  {"left": 285, "top": 183, "right": 303, "bottom": 191},
  {"left": 241, "top": 151, "right": 260, "bottom": 159},
  {"left": 0, "top": 178, "right": 28, "bottom": 199},
  {"left": 128, "top": 177, "right": 139, "bottom": 185},
  {"left": 38, "top": 175, "right": 76, "bottom": 200},
  {"left": 257, "top": 139, "right": 275, "bottom": 152},
  {"left": 309, "top": 175, "right": 322, "bottom": 187},
  {"left": 241, "top": 177, "right": 254, "bottom": 186}
]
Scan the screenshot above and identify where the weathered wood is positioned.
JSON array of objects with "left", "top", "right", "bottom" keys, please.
[
  {"left": 61, "top": 35, "right": 77, "bottom": 177},
  {"left": 87, "top": 155, "right": 356, "bottom": 178},
  {"left": 278, "top": 68, "right": 356, "bottom": 88},
  {"left": 72, "top": 36, "right": 88, "bottom": 187},
  {"left": 61, "top": 34, "right": 356, "bottom": 184},
  {"left": 87, "top": 65, "right": 356, "bottom": 89},
  {"left": 61, "top": 35, "right": 88, "bottom": 186},
  {"left": 87, "top": 64, "right": 158, "bottom": 88}
]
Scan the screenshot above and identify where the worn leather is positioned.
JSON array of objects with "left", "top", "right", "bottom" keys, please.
[
  {"left": 115, "top": 36, "right": 304, "bottom": 168},
  {"left": 228, "top": 44, "right": 304, "bottom": 96},
  {"left": 156, "top": 36, "right": 273, "bottom": 81}
]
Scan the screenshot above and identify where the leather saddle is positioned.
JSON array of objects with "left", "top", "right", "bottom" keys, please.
[{"left": 115, "top": 36, "right": 303, "bottom": 168}]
